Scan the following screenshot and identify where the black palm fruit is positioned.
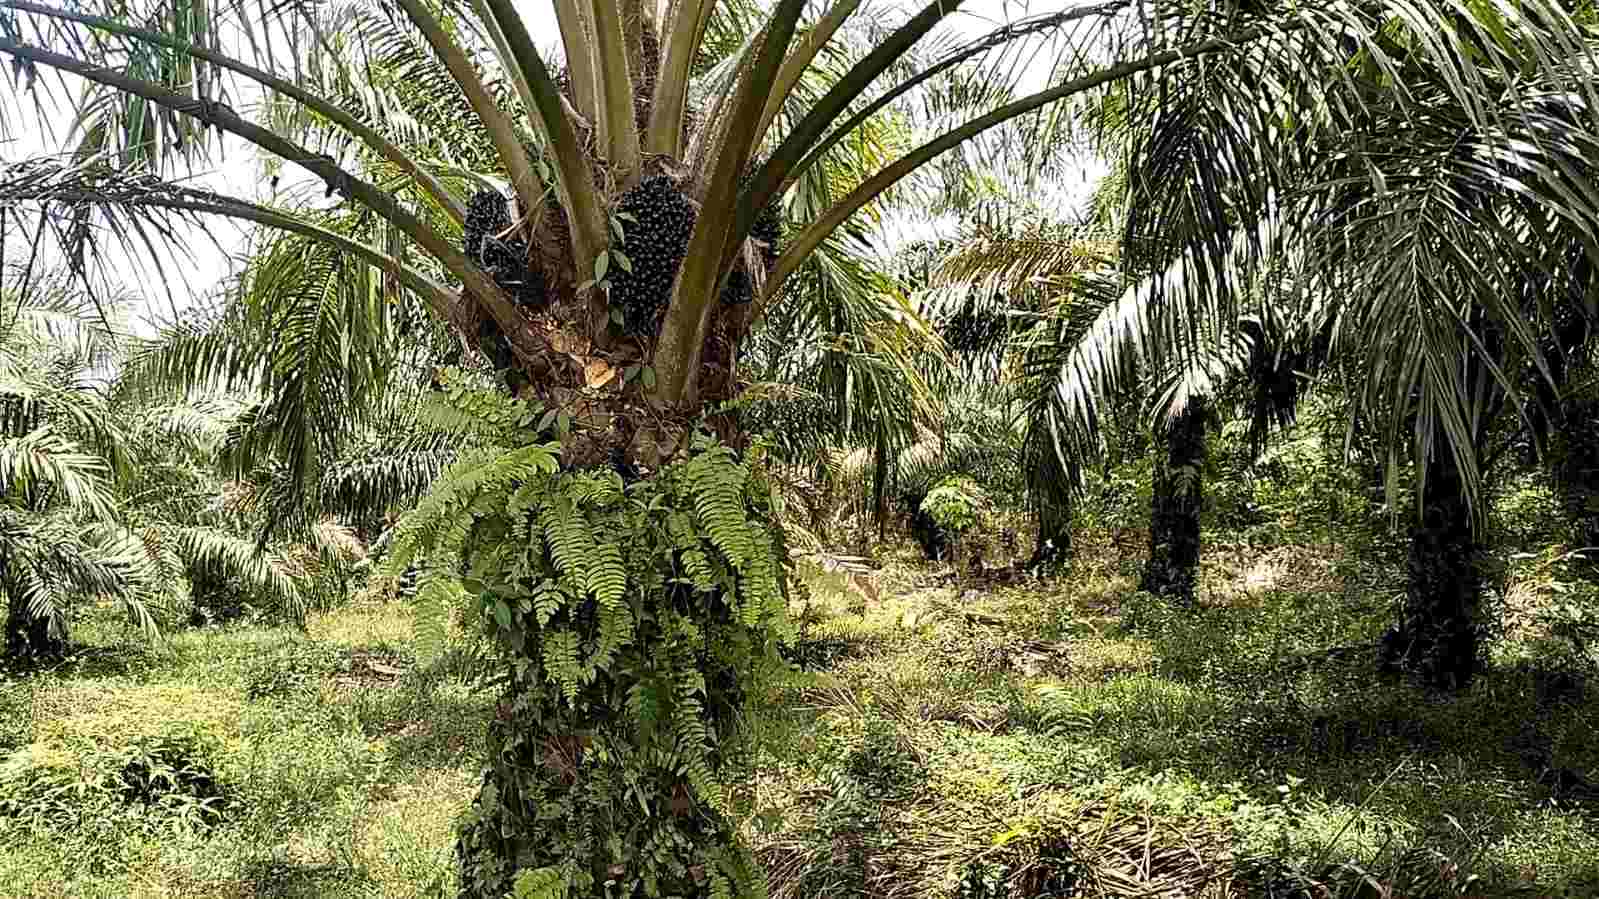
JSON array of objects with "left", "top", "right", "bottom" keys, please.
[
  {"left": 611, "top": 176, "right": 696, "bottom": 336},
  {"left": 751, "top": 195, "right": 783, "bottom": 270},
  {"left": 719, "top": 167, "right": 784, "bottom": 307},
  {"left": 464, "top": 189, "right": 547, "bottom": 311},
  {"left": 943, "top": 297, "right": 1009, "bottom": 354}
]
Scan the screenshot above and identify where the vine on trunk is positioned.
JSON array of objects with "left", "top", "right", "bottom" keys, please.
[{"left": 385, "top": 383, "right": 794, "bottom": 898}]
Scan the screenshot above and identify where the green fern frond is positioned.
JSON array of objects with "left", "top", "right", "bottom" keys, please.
[
  {"left": 540, "top": 497, "right": 596, "bottom": 588},
  {"left": 412, "top": 572, "right": 463, "bottom": 664},
  {"left": 384, "top": 442, "right": 558, "bottom": 577},
  {"left": 586, "top": 542, "right": 626, "bottom": 608},
  {"left": 418, "top": 370, "right": 543, "bottom": 446},
  {"left": 543, "top": 629, "right": 582, "bottom": 702},
  {"left": 511, "top": 865, "right": 570, "bottom": 899},
  {"left": 686, "top": 450, "right": 753, "bottom": 567}
]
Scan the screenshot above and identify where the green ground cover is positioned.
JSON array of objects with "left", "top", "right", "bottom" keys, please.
[{"left": 0, "top": 537, "right": 1593, "bottom": 898}]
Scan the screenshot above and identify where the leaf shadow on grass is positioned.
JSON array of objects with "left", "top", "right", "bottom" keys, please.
[
  {"left": 238, "top": 856, "right": 377, "bottom": 899},
  {"left": 1062, "top": 597, "right": 1599, "bottom": 896}
]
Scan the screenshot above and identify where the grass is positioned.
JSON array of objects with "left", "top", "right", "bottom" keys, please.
[
  {"left": 0, "top": 536, "right": 1595, "bottom": 898},
  {"left": 0, "top": 598, "right": 486, "bottom": 898},
  {"left": 750, "top": 537, "right": 1599, "bottom": 897}
]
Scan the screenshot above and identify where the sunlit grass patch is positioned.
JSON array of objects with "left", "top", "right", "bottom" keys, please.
[
  {"left": 1201, "top": 541, "right": 1351, "bottom": 606},
  {"left": 1489, "top": 807, "right": 1599, "bottom": 889},
  {"left": 30, "top": 681, "right": 245, "bottom": 746},
  {"left": 308, "top": 598, "right": 418, "bottom": 651},
  {"left": 352, "top": 766, "right": 476, "bottom": 896},
  {"left": 1060, "top": 635, "right": 1156, "bottom": 679}
]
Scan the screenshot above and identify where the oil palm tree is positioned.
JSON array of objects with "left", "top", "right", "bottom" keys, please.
[
  {"left": 1043, "top": 9, "right": 1599, "bottom": 686},
  {"left": 0, "top": 266, "right": 153, "bottom": 653},
  {"left": 5, "top": 0, "right": 1597, "bottom": 890},
  {"left": 0, "top": 265, "right": 337, "bottom": 648},
  {"left": 739, "top": 226, "right": 937, "bottom": 548},
  {"left": 931, "top": 218, "right": 1118, "bottom": 571}
]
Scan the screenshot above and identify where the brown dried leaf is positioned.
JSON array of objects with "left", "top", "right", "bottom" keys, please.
[
  {"left": 583, "top": 357, "right": 618, "bottom": 389},
  {"left": 669, "top": 786, "right": 694, "bottom": 817},
  {"left": 548, "top": 329, "right": 590, "bottom": 356}
]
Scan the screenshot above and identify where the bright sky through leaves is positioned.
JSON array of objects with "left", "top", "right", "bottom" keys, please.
[{"left": 1, "top": 0, "right": 1105, "bottom": 332}]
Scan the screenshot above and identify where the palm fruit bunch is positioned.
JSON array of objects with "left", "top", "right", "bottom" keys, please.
[
  {"left": 750, "top": 194, "right": 783, "bottom": 270},
  {"left": 610, "top": 175, "right": 696, "bottom": 336},
  {"left": 463, "top": 189, "right": 546, "bottom": 310},
  {"left": 719, "top": 168, "right": 783, "bottom": 307},
  {"left": 942, "top": 295, "right": 1009, "bottom": 354}
]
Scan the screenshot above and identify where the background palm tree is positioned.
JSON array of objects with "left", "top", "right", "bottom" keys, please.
[
  {"left": 0, "top": 264, "right": 153, "bottom": 654},
  {"left": 1041, "top": 7, "right": 1599, "bottom": 686},
  {"left": 929, "top": 216, "right": 1116, "bottom": 570},
  {"left": 0, "top": 261, "right": 360, "bottom": 653}
]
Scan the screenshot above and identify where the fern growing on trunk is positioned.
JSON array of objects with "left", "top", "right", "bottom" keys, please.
[{"left": 386, "top": 376, "right": 792, "bottom": 898}]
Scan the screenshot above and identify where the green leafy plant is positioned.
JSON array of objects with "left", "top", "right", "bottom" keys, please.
[
  {"left": 844, "top": 716, "right": 924, "bottom": 800},
  {"left": 0, "top": 728, "right": 231, "bottom": 836},
  {"left": 243, "top": 640, "right": 351, "bottom": 700},
  {"left": 921, "top": 477, "right": 985, "bottom": 538},
  {"left": 791, "top": 769, "right": 882, "bottom": 899},
  {"left": 386, "top": 386, "right": 794, "bottom": 897}
]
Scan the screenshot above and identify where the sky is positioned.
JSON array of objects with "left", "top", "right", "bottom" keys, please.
[{"left": 0, "top": 0, "right": 1106, "bottom": 331}]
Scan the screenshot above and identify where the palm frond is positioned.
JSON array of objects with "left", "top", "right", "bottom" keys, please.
[
  {"left": 0, "top": 427, "right": 117, "bottom": 520},
  {"left": 318, "top": 445, "right": 455, "bottom": 523},
  {"left": 936, "top": 234, "right": 1117, "bottom": 297},
  {"left": 168, "top": 524, "right": 303, "bottom": 617}
]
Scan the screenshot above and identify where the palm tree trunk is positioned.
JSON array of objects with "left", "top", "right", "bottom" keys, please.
[
  {"left": 1552, "top": 397, "right": 1599, "bottom": 577},
  {"left": 1024, "top": 425, "right": 1074, "bottom": 573},
  {"left": 872, "top": 426, "right": 890, "bottom": 541},
  {"left": 1028, "top": 501, "right": 1072, "bottom": 571},
  {"left": 1381, "top": 445, "right": 1482, "bottom": 689},
  {"left": 907, "top": 492, "right": 948, "bottom": 561},
  {"left": 1139, "top": 397, "right": 1206, "bottom": 605},
  {"left": 4, "top": 605, "right": 66, "bottom": 657}
]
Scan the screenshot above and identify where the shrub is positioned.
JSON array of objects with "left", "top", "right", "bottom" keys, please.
[
  {"left": 922, "top": 477, "right": 984, "bottom": 536},
  {"left": 918, "top": 477, "right": 996, "bottom": 564},
  {"left": 0, "top": 728, "right": 232, "bottom": 836}
]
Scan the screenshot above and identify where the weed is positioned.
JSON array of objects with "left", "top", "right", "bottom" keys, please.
[
  {"left": 845, "top": 717, "right": 924, "bottom": 799},
  {"left": 243, "top": 640, "right": 351, "bottom": 700},
  {"left": 0, "top": 728, "right": 232, "bottom": 837}
]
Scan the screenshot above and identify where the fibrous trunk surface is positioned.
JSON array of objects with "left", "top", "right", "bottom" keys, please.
[
  {"left": 1383, "top": 448, "right": 1482, "bottom": 690},
  {"left": 1140, "top": 398, "right": 1206, "bottom": 605}
]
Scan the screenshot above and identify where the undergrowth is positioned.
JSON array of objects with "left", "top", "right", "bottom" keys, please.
[{"left": 0, "top": 531, "right": 1593, "bottom": 897}]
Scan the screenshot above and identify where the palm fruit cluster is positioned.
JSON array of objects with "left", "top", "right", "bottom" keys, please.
[
  {"left": 942, "top": 297, "right": 1010, "bottom": 354},
  {"left": 610, "top": 175, "right": 696, "bottom": 336},
  {"left": 719, "top": 168, "right": 784, "bottom": 307},
  {"left": 463, "top": 189, "right": 546, "bottom": 310},
  {"left": 750, "top": 193, "right": 783, "bottom": 270}
]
